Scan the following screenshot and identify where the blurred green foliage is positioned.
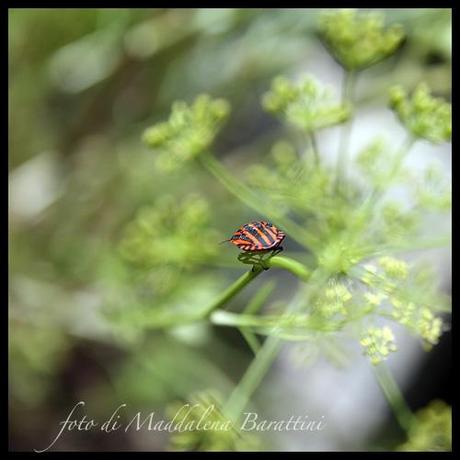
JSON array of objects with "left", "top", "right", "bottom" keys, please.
[
  {"left": 166, "top": 391, "right": 260, "bottom": 451},
  {"left": 389, "top": 83, "right": 452, "bottom": 143},
  {"left": 319, "top": 9, "right": 405, "bottom": 71},
  {"left": 397, "top": 400, "right": 451, "bottom": 451},
  {"left": 9, "top": 8, "right": 451, "bottom": 452},
  {"left": 143, "top": 95, "right": 230, "bottom": 171}
]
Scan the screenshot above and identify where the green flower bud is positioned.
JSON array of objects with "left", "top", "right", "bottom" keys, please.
[
  {"left": 364, "top": 291, "right": 386, "bottom": 307},
  {"left": 360, "top": 326, "right": 397, "bottom": 365},
  {"left": 378, "top": 256, "right": 409, "bottom": 280},
  {"left": 316, "top": 283, "right": 352, "bottom": 317},
  {"left": 417, "top": 308, "right": 443, "bottom": 347}
]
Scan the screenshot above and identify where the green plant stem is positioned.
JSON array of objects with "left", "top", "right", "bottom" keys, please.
[
  {"left": 143, "top": 256, "right": 311, "bottom": 329},
  {"left": 309, "top": 131, "right": 320, "bottom": 166},
  {"left": 205, "top": 255, "right": 309, "bottom": 325},
  {"left": 373, "top": 362, "right": 416, "bottom": 432},
  {"left": 240, "top": 329, "right": 261, "bottom": 355},
  {"left": 341, "top": 69, "right": 356, "bottom": 105},
  {"left": 140, "top": 267, "right": 264, "bottom": 329},
  {"left": 388, "top": 135, "right": 416, "bottom": 180},
  {"left": 198, "top": 152, "right": 314, "bottom": 249},
  {"left": 223, "top": 334, "right": 282, "bottom": 421},
  {"left": 221, "top": 268, "right": 327, "bottom": 423},
  {"left": 210, "top": 310, "right": 343, "bottom": 332},
  {"left": 202, "top": 266, "right": 264, "bottom": 318},
  {"left": 267, "top": 255, "right": 311, "bottom": 281},
  {"left": 202, "top": 255, "right": 309, "bottom": 321},
  {"left": 336, "top": 70, "right": 357, "bottom": 190}
]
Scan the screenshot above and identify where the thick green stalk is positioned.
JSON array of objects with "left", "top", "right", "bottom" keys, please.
[
  {"left": 224, "top": 334, "right": 282, "bottom": 421},
  {"left": 202, "top": 266, "right": 264, "bottom": 318},
  {"left": 341, "top": 69, "right": 356, "bottom": 105},
  {"left": 267, "top": 255, "right": 311, "bottom": 281},
  {"left": 373, "top": 362, "right": 416, "bottom": 432}
]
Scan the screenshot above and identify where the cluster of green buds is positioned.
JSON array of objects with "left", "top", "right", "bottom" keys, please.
[
  {"left": 361, "top": 256, "right": 409, "bottom": 287},
  {"left": 397, "top": 400, "right": 451, "bottom": 451},
  {"left": 315, "top": 282, "right": 352, "bottom": 318},
  {"left": 119, "top": 194, "right": 219, "bottom": 270},
  {"left": 360, "top": 257, "right": 445, "bottom": 348},
  {"left": 378, "top": 256, "right": 409, "bottom": 280},
  {"left": 360, "top": 326, "right": 398, "bottom": 365},
  {"left": 143, "top": 94, "right": 230, "bottom": 171},
  {"left": 262, "top": 75, "right": 351, "bottom": 132},
  {"left": 318, "top": 9, "right": 404, "bottom": 71},
  {"left": 391, "top": 299, "right": 443, "bottom": 349},
  {"left": 389, "top": 83, "right": 452, "bottom": 144},
  {"left": 166, "top": 391, "right": 260, "bottom": 451}
]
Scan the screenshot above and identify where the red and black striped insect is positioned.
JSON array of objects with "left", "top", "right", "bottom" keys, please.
[{"left": 222, "top": 221, "right": 286, "bottom": 252}]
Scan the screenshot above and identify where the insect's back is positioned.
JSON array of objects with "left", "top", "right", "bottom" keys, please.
[{"left": 229, "top": 221, "right": 285, "bottom": 251}]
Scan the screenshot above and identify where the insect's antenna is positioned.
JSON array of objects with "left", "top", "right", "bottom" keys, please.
[{"left": 219, "top": 238, "right": 231, "bottom": 245}]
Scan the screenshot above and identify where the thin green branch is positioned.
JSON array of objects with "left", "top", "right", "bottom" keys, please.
[
  {"left": 202, "top": 266, "right": 264, "bottom": 318},
  {"left": 239, "top": 330, "right": 261, "bottom": 355},
  {"left": 239, "top": 281, "right": 276, "bottom": 355},
  {"left": 335, "top": 70, "right": 357, "bottom": 190},
  {"left": 388, "top": 135, "right": 417, "bottom": 181},
  {"left": 358, "top": 134, "right": 417, "bottom": 230},
  {"left": 244, "top": 281, "right": 276, "bottom": 315}
]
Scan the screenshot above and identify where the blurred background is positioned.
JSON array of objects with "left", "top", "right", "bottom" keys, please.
[{"left": 9, "top": 8, "right": 451, "bottom": 451}]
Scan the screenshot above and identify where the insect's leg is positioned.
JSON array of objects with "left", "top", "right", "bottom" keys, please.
[
  {"left": 238, "top": 252, "right": 259, "bottom": 265},
  {"left": 237, "top": 253, "right": 249, "bottom": 263}
]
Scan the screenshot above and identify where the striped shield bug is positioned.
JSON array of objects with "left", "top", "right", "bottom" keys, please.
[{"left": 222, "top": 220, "right": 286, "bottom": 252}]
